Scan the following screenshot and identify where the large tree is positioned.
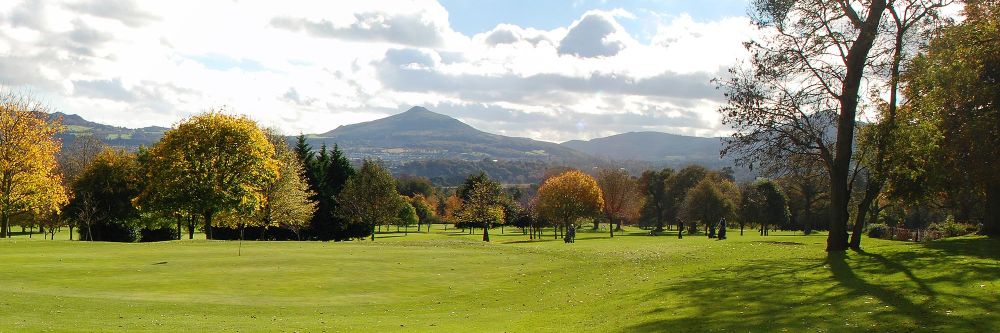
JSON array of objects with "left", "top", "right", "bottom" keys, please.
[
  {"left": 337, "top": 159, "right": 403, "bottom": 241},
  {"left": 894, "top": 1, "right": 1000, "bottom": 236},
  {"left": 0, "top": 92, "right": 67, "bottom": 238},
  {"left": 597, "top": 168, "right": 643, "bottom": 238},
  {"left": 535, "top": 170, "right": 604, "bottom": 235},
  {"left": 457, "top": 179, "right": 506, "bottom": 242},
  {"left": 717, "top": 0, "right": 951, "bottom": 251},
  {"left": 295, "top": 138, "right": 355, "bottom": 241},
  {"left": 139, "top": 111, "right": 279, "bottom": 239}
]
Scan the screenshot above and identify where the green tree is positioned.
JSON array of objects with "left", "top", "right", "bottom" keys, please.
[
  {"left": 139, "top": 111, "right": 279, "bottom": 239},
  {"left": 68, "top": 148, "right": 143, "bottom": 241},
  {"left": 638, "top": 169, "right": 673, "bottom": 233},
  {"left": 896, "top": 1, "right": 1000, "bottom": 236},
  {"left": 457, "top": 179, "right": 506, "bottom": 242},
  {"left": 0, "top": 91, "right": 67, "bottom": 238},
  {"left": 337, "top": 159, "right": 402, "bottom": 241},
  {"left": 296, "top": 138, "right": 356, "bottom": 241},
  {"left": 680, "top": 177, "right": 738, "bottom": 234},
  {"left": 396, "top": 198, "right": 419, "bottom": 235}
]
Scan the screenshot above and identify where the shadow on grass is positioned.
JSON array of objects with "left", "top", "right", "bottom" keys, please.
[{"left": 627, "top": 240, "right": 999, "bottom": 332}]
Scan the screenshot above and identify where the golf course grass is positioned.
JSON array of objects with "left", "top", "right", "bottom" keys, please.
[{"left": 0, "top": 226, "right": 997, "bottom": 332}]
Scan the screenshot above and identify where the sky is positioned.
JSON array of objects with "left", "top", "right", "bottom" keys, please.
[{"left": 0, "top": 0, "right": 757, "bottom": 142}]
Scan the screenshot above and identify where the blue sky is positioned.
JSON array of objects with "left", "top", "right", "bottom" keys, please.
[{"left": 440, "top": 0, "right": 750, "bottom": 41}]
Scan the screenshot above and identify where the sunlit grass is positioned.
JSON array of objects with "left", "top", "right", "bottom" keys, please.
[{"left": 1, "top": 226, "right": 996, "bottom": 332}]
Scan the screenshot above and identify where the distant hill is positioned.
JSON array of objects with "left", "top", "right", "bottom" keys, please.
[
  {"left": 561, "top": 131, "right": 725, "bottom": 163},
  {"left": 50, "top": 112, "right": 167, "bottom": 149},
  {"left": 303, "top": 106, "right": 593, "bottom": 162}
]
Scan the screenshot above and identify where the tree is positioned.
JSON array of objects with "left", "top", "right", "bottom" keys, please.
[
  {"left": 296, "top": 139, "right": 355, "bottom": 241},
  {"left": 256, "top": 132, "right": 316, "bottom": 240},
  {"left": 895, "top": 1, "right": 1000, "bottom": 236},
  {"left": 139, "top": 111, "right": 279, "bottom": 239},
  {"left": 638, "top": 169, "right": 672, "bottom": 233},
  {"left": 680, "top": 177, "right": 738, "bottom": 235},
  {"left": 535, "top": 170, "right": 604, "bottom": 237},
  {"left": 68, "top": 148, "right": 143, "bottom": 241},
  {"left": 396, "top": 175, "right": 435, "bottom": 197},
  {"left": 715, "top": 0, "right": 962, "bottom": 251},
  {"left": 666, "top": 166, "right": 709, "bottom": 230},
  {"left": 456, "top": 177, "right": 506, "bottom": 242},
  {"left": 408, "top": 194, "right": 436, "bottom": 232},
  {"left": 597, "top": 168, "right": 643, "bottom": 238},
  {"left": 337, "top": 159, "right": 403, "bottom": 241},
  {"left": 396, "top": 198, "right": 419, "bottom": 235},
  {"left": 751, "top": 180, "right": 791, "bottom": 236},
  {"left": 0, "top": 91, "right": 67, "bottom": 238}
]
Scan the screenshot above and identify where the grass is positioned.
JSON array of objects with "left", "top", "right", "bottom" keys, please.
[{"left": 0, "top": 226, "right": 997, "bottom": 332}]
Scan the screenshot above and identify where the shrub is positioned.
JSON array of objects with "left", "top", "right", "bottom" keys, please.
[
  {"left": 140, "top": 227, "right": 177, "bottom": 242},
  {"left": 867, "top": 223, "right": 889, "bottom": 239},
  {"left": 929, "top": 217, "right": 969, "bottom": 238}
]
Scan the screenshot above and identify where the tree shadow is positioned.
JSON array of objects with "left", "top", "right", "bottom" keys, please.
[{"left": 626, "top": 243, "right": 998, "bottom": 332}]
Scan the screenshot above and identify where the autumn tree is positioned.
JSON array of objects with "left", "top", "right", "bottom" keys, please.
[
  {"left": 666, "top": 166, "right": 709, "bottom": 232},
  {"left": 337, "top": 159, "right": 403, "bottom": 241},
  {"left": 597, "top": 168, "right": 643, "bottom": 238},
  {"left": 535, "top": 170, "right": 604, "bottom": 237},
  {"left": 139, "top": 111, "right": 279, "bottom": 239},
  {"left": 0, "top": 91, "right": 67, "bottom": 238},
  {"left": 396, "top": 198, "right": 419, "bottom": 235},
  {"left": 256, "top": 132, "right": 316, "bottom": 240}
]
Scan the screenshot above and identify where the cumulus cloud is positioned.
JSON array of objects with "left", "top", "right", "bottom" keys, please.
[
  {"left": 0, "top": 0, "right": 757, "bottom": 141},
  {"left": 557, "top": 13, "right": 629, "bottom": 58}
]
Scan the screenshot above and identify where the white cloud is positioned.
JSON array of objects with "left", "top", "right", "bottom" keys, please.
[{"left": 0, "top": 0, "right": 757, "bottom": 141}]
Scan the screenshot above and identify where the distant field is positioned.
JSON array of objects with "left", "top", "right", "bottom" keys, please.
[{"left": 0, "top": 227, "right": 997, "bottom": 332}]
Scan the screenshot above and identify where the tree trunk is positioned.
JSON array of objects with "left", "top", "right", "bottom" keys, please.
[
  {"left": 187, "top": 216, "right": 195, "bottom": 239},
  {"left": 203, "top": 212, "right": 214, "bottom": 240},
  {"left": 176, "top": 215, "right": 182, "bottom": 240},
  {"left": 984, "top": 183, "right": 1000, "bottom": 237},
  {"left": 593, "top": 219, "right": 599, "bottom": 230},
  {"left": 827, "top": 0, "right": 887, "bottom": 252},
  {"left": 678, "top": 222, "right": 683, "bottom": 239},
  {"left": 0, "top": 210, "right": 7, "bottom": 238},
  {"left": 371, "top": 223, "right": 376, "bottom": 241},
  {"left": 483, "top": 224, "right": 490, "bottom": 242},
  {"left": 740, "top": 224, "right": 744, "bottom": 236},
  {"left": 850, "top": 181, "right": 882, "bottom": 250},
  {"left": 609, "top": 218, "right": 615, "bottom": 238}
]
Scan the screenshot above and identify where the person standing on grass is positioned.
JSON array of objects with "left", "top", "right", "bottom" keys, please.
[
  {"left": 718, "top": 218, "right": 727, "bottom": 240},
  {"left": 678, "top": 220, "right": 684, "bottom": 239}
]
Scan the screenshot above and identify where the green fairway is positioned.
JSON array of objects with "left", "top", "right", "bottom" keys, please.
[{"left": 1, "top": 227, "right": 997, "bottom": 332}]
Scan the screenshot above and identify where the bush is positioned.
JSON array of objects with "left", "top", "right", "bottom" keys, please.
[
  {"left": 78, "top": 220, "right": 140, "bottom": 242},
  {"left": 867, "top": 223, "right": 889, "bottom": 239},
  {"left": 140, "top": 227, "right": 177, "bottom": 242},
  {"left": 929, "top": 217, "right": 970, "bottom": 238}
]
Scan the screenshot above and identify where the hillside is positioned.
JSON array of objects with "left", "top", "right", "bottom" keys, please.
[
  {"left": 304, "top": 106, "right": 593, "bottom": 162},
  {"left": 51, "top": 112, "right": 168, "bottom": 149},
  {"left": 561, "top": 131, "right": 725, "bottom": 162}
]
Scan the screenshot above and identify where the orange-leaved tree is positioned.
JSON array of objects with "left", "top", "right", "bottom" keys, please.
[
  {"left": 597, "top": 168, "right": 643, "bottom": 238},
  {"left": 535, "top": 170, "right": 603, "bottom": 237}
]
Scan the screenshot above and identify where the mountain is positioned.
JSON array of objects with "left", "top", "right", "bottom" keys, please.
[
  {"left": 51, "top": 112, "right": 168, "bottom": 149},
  {"left": 303, "top": 106, "right": 593, "bottom": 162},
  {"left": 561, "top": 131, "right": 726, "bottom": 163}
]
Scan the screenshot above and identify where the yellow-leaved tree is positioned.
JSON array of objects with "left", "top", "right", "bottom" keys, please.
[
  {"left": 0, "top": 91, "right": 67, "bottom": 238},
  {"left": 138, "top": 111, "right": 279, "bottom": 239},
  {"left": 535, "top": 170, "right": 603, "bottom": 237}
]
